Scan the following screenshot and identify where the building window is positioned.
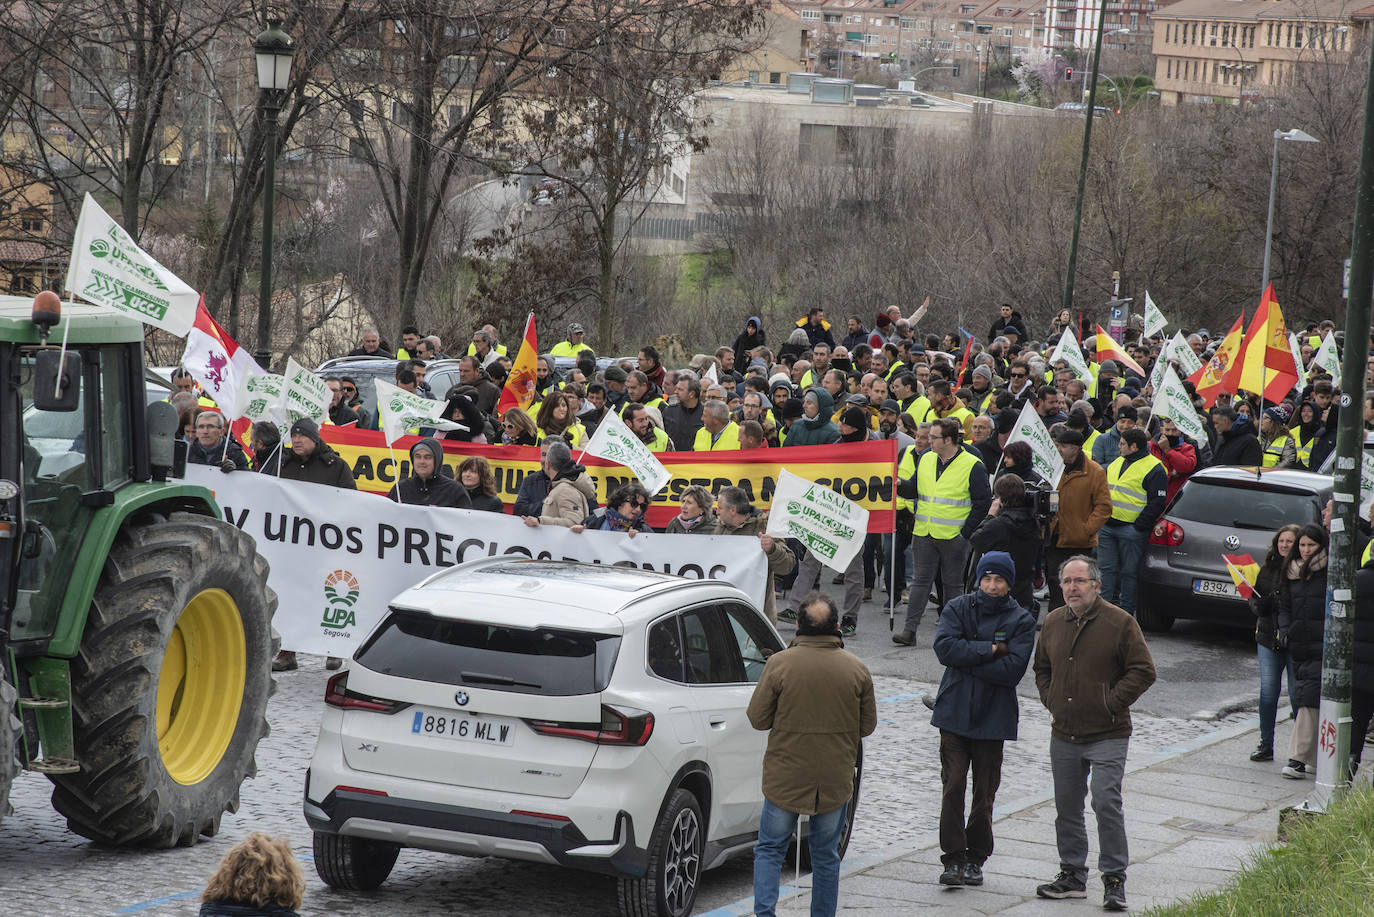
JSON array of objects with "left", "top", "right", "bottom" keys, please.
[{"left": 770, "top": 71, "right": 782, "bottom": 83}]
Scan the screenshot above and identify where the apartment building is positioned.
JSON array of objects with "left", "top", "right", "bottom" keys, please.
[
  {"left": 1150, "top": 0, "right": 1372, "bottom": 104},
  {"left": 1042, "top": 0, "right": 1161, "bottom": 52}
]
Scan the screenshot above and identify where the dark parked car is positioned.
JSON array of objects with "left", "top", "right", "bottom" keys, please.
[
  {"left": 313, "top": 357, "right": 465, "bottom": 422},
  {"left": 1138, "top": 466, "right": 1330, "bottom": 632}
]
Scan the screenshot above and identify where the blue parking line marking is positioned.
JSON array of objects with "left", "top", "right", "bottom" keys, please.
[{"left": 115, "top": 890, "right": 202, "bottom": 913}]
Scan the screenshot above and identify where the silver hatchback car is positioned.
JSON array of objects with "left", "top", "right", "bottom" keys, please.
[{"left": 1138, "top": 466, "right": 1330, "bottom": 632}]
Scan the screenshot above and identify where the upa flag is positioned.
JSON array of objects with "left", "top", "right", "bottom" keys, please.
[
  {"left": 1152, "top": 365, "right": 1208, "bottom": 445},
  {"left": 1143, "top": 292, "right": 1167, "bottom": 338},
  {"left": 1169, "top": 330, "right": 1203, "bottom": 378},
  {"left": 1223, "top": 553, "right": 1261, "bottom": 599},
  {"left": 1003, "top": 400, "right": 1065, "bottom": 487},
  {"left": 1312, "top": 330, "right": 1340, "bottom": 378},
  {"left": 1188, "top": 313, "right": 1244, "bottom": 408},
  {"left": 181, "top": 298, "right": 260, "bottom": 408},
  {"left": 1050, "top": 328, "right": 1094, "bottom": 384},
  {"left": 1234, "top": 285, "right": 1299, "bottom": 402},
  {"left": 232, "top": 371, "right": 286, "bottom": 425},
  {"left": 579, "top": 408, "right": 671, "bottom": 496},
  {"left": 1093, "top": 325, "right": 1145, "bottom": 377},
  {"left": 498, "top": 312, "right": 538, "bottom": 416},
  {"left": 374, "top": 378, "right": 456, "bottom": 445},
  {"left": 65, "top": 193, "right": 199, "bottom": 336},
  {"left": 281, "top": 357, "right": 331, "bottom": 427}
]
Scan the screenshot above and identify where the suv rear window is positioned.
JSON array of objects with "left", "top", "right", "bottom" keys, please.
[
  {"left": 356, "top": 610, "right": 621, "bottom": 696},
  {"left": 1169, "top": 481, "right": 1320, "bottom": 531}
]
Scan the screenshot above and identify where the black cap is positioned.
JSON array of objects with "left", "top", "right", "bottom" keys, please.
[{"left": 880, "top": 398, "right": 902, "bottom": 414}]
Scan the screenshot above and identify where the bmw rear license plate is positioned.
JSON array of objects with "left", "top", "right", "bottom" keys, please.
[
  {"left": 411, "top": 710, "right": 515, "bottom": 746},
  {"left": 1193, "top": 578, "right": 1241, "bottom": 600}
]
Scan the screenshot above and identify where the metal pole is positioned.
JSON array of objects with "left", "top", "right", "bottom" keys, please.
[
  {"left": 1261, "top": 130, "right": 1281, "bottom": 296},
  {"left": 254, "top": 96, "right": 279, "bottom": 369},
  {"left": 1306, "top": 31, "right": 1374, "bottom": 814},
  {"left": 1060, "top": 0, "right": 1110, "bottom": 312}
]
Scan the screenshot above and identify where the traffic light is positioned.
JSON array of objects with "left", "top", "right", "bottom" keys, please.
[{"left": 1065, "top": 67, "right": 1074, "bottom": 80}]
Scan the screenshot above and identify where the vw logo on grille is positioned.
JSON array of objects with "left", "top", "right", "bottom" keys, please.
[
  {"left": 455, "top": 691, "right": 470, "bottom": 706},
  {"left": 1225, "top": 535, "right": 1240, "bottom": 549}
]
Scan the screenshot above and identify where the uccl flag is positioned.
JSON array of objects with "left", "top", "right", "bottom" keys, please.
[
  {"left": 181, "top": 298, "right": 260, "bottom": 407},
  {"left": 580, "top": 408, "right": 671, "bottom": 496},
  {"left": 1235, "top": 285, "right": 1299, "bottom": 402},
  {"left": 1188, "top": 313, "right": 1244, "bottom": 408},
  {"left": 65, "top": 193, "right": 199, "bottom": 336},
  {"left": 498, "top": 312, "right": 538, "bottom": 416}
]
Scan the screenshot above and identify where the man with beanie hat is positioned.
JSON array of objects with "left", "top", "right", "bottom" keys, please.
[
  {"left": 1092, "top": 404, "right": 1136, "bottom": 468},
  {"left": 603, "top": 364, "right": 630, "bottom": 413},
  {"left": 970, "top": 364, "right": 997, "bottom": 413},
  {"left": 387, "top": 438, "right": 472, "bottom": 508},
  {"left": 280, "top": 418, "right": 357, "bottom": 490},
  {"left": 930, "top": 550, "right": 1035, "bottom": 888}
]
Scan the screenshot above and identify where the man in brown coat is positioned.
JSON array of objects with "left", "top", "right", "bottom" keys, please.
[
  {"left": 1046, "top": 428, "right": 1112, "bottom": 610},
  {"left": 709, "top": 486, "right": 795, "bottom": 623},
  {"left": 1033, "top": 555, "right": 1156, "bottom": 912},
  {"left": 748, "top": 592, "right": 876, "bottom": 917}
]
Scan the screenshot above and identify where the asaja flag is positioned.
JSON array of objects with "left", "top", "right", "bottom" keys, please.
[
  {"left": 1143, "top": 292, "right": 1167, "bottom": 338},
  {"left": 579, "top": 408, "right": 671, "bottom": 496},
  {"left": 1188, "top": 313, "right": 1245, "bottom": 409},
  {"left": 1050, "top": 329, "right": 1093, "bottom": 384},
  {"left": 498, "top": 312, "right": 538, "bottom": 416},
  {"left": 1234, "top": 285, "right": 1299, "bottom": 403},
  {"left": 1223, "top": 553, "right": 1261, "bottom": 599},
  {"left": 1093, "top": 325, "right": 1145, "bottom": 377},
  {"left": 65, "top": 193, "right": 199, "bottom": 336},
  {"left": 1003, "top": 400, "right": 1065, "bottom": 487},
  {"left": 181, "top": 298, "right": 260, "bottom": 408},
  {"left": 1169, "top": 330, "right": 1203, "bottom": 378},
  {"left": 281, "top": 357, "right": 331, "bottom": 427},
  {"left": 1152, "top": 365, "right": 1207, "bottom": 445},
  {"left": 1312, "top": 330, "right": 1340, "bottom": 378},
  {"left": 765, "top": 468, "right": 869, "bottom": 571}
]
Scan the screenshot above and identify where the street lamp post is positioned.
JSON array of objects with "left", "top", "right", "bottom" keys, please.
[
  {"left": 1261, "top": 128, "right": 1319, "bottom": 295},
  {"left": 252, "top": 19, "right": 294, "bottom": 370}
]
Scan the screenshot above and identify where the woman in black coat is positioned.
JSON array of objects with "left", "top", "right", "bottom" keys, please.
[
  {"left": 1247, "top": 524, "right": 1300, "bottom": 763},
  {"left": 732, "top": 315, "right": 766, "bottom": 370},
  {"left": 968, "top": 473, "right": 1042, "bottom": 615},
  {"left": 1276, "top": 523, "right": 1328, "bottom": 780}
]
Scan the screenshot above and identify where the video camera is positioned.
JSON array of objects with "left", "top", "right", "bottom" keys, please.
[{"left": 1029, "top": 479, "right": 1059, "bottom": 523}]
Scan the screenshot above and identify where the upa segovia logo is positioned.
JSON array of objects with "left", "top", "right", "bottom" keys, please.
[{"left": 322, "top": 569, "right": 360, "bottom": 631}]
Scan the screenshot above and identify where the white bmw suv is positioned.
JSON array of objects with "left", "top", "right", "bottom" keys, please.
[{"left": 304, "top": 558, "right": 858, "bottom": 917}]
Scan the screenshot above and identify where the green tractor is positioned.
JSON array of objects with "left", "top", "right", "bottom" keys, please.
[{"left": 0, "top": 293, "right": 276, "bottom": 847}]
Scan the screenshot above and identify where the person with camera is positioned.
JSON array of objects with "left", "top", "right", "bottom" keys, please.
[{"left": 969, "top": 475, "right": 1043, "bottom": 614}]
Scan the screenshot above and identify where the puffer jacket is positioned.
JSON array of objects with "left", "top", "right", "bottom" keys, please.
[
  {"left": 538, "top": 466, "right": 596, "bottom": 527},
  {"left": 199, "top": 902, "right": 299, "bottom": 917},
  {"left": 931, "top": 588, "right": 1036, "bottom": 741},
  {"left": 1248, "top": 555, "right": 1286, "bottom": 650},
  {"left": 784, "top": 387, "right": 840, "bottom": 446},
  {"left": 1277, "top": 551, "right": 1328, "bottom": 709}
]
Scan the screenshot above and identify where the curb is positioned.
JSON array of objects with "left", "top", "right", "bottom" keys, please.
[{"left": 700, "top": 714, "right": 1264, "bottom": 917}]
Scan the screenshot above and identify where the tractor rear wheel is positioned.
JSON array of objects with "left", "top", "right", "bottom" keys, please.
[
  {"left": 49, "top": 511, "right": 276, "bottom": 847},
  {"left": 0, "top": 676, "right": 20, "bottom": 825}
]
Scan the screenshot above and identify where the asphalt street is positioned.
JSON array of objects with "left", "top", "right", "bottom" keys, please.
[{"left": 0, "top": 593, "right": 1262, "bottom": 917}]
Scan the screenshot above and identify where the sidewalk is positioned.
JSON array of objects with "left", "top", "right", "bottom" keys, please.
[{"left": 712, "top": 716, "right": 1318, "bottom": 916}]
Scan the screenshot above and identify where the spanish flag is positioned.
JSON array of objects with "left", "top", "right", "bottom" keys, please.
[
  {"left": 1223, "top": 553, "right": 1261, "bottom": 599},
  {"left": 1234, "top": 285, "right": 1300, "bottom": 403},
  {"left": 1093, "top": 325, "right": 1144, "bottom": 376},
  {"left": 497, "top": 312, "right": 538, "bottom": 416},
  {"left": 1188, "top": 313, "right": 1244, "bottom": 409}
]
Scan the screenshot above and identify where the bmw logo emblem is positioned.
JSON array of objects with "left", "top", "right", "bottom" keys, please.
[
  {"left": 455, "top": 691, "right": 470, "bottom": 706},
  {"left": 1225, "top": 535, "right": 1240, "bottom": 549}
]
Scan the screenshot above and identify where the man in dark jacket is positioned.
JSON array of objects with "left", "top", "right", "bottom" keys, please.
[
  {"left": 186, "top": 411, "right": 249, "bottom": 471},
  {"left": 513, "top": 440, "right": 554, "bottom": 517},
  {"left": 325, "top": 379, "right": 360, "bottom": 427},
  {"left": 930, "top": 551, "right": 1036, "bottom": 888},
  {"left": 386, "top": 438, "right": 471, "bottom": 508},
  {"left": 748, "top": 591, "right": 875, "bottom": 917},
  {"left": 279, "top": 418, "right": 356, "bottom": 490},
  {"left": 796, "top": 307, "right": 836, "bottom": 349},
  {"left": 988, "top": 303, "right": 1028, "bottom": 342},
  {"left": 458, "top": 355, "right": 502, "bottom": 415},
  {"left": 1210, "top": 404, "right": 1262, "bottom": 466},
  {"left": 968, "top": 476, "right": 1042, "bottom": 613},
  {"left": 1033, "top": 555, "right": 1155, "bottom": 911},
  {"left": 660, "top": 373, "right": 705, "bottom": 450}
]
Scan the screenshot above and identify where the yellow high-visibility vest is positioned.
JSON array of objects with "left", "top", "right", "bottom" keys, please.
[
  {"left": 1106, "top": 454, "right": 1163, "bottom": 523},
  {"left": 694, "top": 421, "right": 740, "bottom": 451},
  {"left": 913, "top": 449, "right": 979, "bottom": 539},
  {"left": 1261, "top": 432, "right": 1293, "bottom": 468}
]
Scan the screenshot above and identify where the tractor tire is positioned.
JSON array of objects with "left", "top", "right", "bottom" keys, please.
[
  {"left": 49, "top": 511, "right": 276, "bottom": 847},
  {"left": 0, "top": 677, "right": 20, "bottom": 824}
]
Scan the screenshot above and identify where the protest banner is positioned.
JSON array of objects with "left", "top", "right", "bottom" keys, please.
[
  {"left": 317, "top": 426, "right": 899, "bottom": 532},
  {"left": 189, "top": 466, "right": 770, "bottom": 656},
  {"left": 578, "top": 408, "right": 671, "bottom": 496},
  {"left": 1313, "top": 330, "right": 1340, "bottom": 379},
  {"left": 766, "top": 468, "right": 869, "bottom": 571},
  {"left": 65, "top": 193, "right": 199, "bottom": 336},
  {"left": 1003, "top": 400, "right": 1064, "bottom": 487}
]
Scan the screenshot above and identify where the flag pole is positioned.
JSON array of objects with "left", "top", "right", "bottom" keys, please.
[
  {"left": 387, "top": 441, "right": 403, "bottom": 503},
  {"left": 887, "top": 526, "right": 896, "bottom": 631}
]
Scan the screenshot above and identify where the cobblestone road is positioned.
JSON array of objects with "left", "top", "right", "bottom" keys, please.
[{"left": 0, "top": 607, "right": 1257, "bottom": 917}]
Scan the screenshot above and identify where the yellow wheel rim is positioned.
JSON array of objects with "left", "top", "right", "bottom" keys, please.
[{"left": 156, "top": 588, "right": 246, "bottom": 785}]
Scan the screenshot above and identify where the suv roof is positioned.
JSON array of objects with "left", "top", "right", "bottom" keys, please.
[
  {"left": 1187, "top": 465, "right": 1329, "bottom": 492},
  {"left": 392, "top": 558, "right": 732, "bottom": 629}
]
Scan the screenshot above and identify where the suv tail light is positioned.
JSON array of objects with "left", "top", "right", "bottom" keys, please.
[
  {"left": 527, "top": 704, "right": 655, "bottom": 746},
  {"left": 1150, "top": 519, "right": 1184, "bottom": 546},
  {"left": 324, "top": 671, "right": 409, "bottom": 714}
]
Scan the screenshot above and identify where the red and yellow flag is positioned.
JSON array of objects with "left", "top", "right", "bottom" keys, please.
[
  {"left": 1093, "top": 325, "right": 1145, "bottom": 376},
  {"left": 1223, "top": 553, "right": 1261, "bottom": 599},
  {"left": 1234, "top": 285, "right": 1299, "bottom": 403},
  {"left": 497, "top": 312, "right": 538, "bottom": 416},
  {"left": 1188, "top": 313, "right": 1244, "bottom": 408}
]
